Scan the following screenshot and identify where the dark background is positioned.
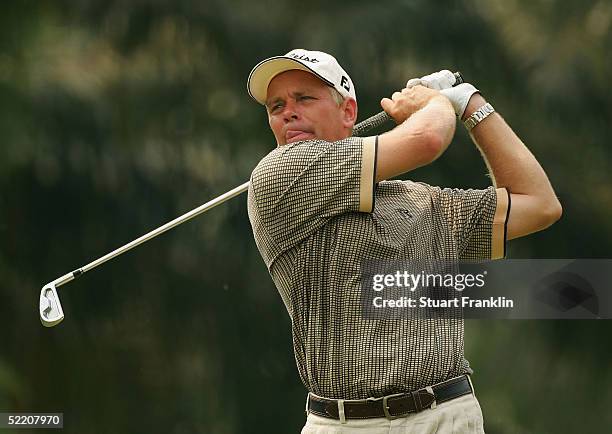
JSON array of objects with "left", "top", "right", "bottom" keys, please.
[{"left": 1, "top": 0, "right": 611, "bottom": 433}]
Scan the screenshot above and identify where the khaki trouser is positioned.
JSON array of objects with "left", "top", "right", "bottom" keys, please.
[{"left": 301, "top": 394, "right": 485, "bottom": 434}]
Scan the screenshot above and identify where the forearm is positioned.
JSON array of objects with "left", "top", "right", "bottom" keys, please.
[
  {"left": 376, "top": 95, "right": 455, "bottom": 181},
  {"left": 464, "top": 93, "right": 562, "bottom": 237}
]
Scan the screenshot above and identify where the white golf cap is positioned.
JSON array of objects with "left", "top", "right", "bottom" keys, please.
[{"left": 247, "top": 49, "right": 356, "bottom": 105}]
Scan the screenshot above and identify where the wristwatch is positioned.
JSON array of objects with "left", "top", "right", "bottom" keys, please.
[{"left": 463, "top": 103, "right": 495, "bottom": 131}]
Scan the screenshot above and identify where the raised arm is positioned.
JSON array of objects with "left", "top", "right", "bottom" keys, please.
[
  {"left": 461, "top": 93, "right": 562, "bottom": 239},
  {"left": 375, "top": 86, "right": 456, "bottom": 182},
  {"left": 406, "top": 70, "right": 562, "bottom": 240}
]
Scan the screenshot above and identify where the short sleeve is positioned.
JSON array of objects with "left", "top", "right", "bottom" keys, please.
[
  {"left": 435, "top": 186, "right": 510, "bottom": 260},
  {"left": 248, "top": 136, "right": 377, "bottom": 265}
]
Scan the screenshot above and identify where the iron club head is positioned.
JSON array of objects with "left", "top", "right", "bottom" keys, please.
[{"left": 40, "top": 283, "right": 64, "bottom": 327}]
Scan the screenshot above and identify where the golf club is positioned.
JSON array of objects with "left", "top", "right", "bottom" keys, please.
[{"left": 39, "top": 72, "right": 464, "bottom": 327}]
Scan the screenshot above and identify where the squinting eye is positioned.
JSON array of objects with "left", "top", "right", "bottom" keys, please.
[{"left": 270, "top": 103, "right": 283, "bottom": 112}]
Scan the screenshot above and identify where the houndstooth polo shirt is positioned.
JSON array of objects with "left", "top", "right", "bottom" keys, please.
[{"left": 247, "top": 136, "right": 509, "bottom": 400}]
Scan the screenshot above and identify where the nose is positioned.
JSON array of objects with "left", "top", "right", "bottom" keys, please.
[{"left": 282, "top": 100, "right": 299, "bottom": 123}]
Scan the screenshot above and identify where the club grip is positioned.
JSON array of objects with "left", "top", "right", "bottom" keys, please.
[{"left": 353, "top": 71, "right": 463, "bottom": 137}]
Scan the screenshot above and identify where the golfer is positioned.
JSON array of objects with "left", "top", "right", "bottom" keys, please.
[{"left": 246, "top": 49, "right": 561, "bottom": 433}]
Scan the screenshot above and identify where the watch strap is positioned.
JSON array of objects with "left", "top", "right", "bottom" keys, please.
[{"left": 464, "top": 103, "right": 495, "bottom": 131}]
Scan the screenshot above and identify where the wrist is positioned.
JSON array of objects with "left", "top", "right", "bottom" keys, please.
[
  {"left": 461, "top": 93, "right": 486, "bottom": 121},
  {"left": 430, "top": 94, "right": 455, "bottom": 115}
]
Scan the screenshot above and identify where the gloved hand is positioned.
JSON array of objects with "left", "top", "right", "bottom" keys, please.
[
  {"left": 406, "top": 70, "right": 457, "bottom": 90},
  {"left": 406, "top": 70, "right": 479, "bottom": 118}
]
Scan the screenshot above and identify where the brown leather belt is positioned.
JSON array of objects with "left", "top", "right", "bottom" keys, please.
[{"left": 307, "top": 375, "right": 473, "bottom": 420}]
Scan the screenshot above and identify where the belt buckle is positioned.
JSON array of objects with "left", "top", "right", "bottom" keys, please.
[{"left": 381, "top": 393, "right": 405, "bottom": 420}]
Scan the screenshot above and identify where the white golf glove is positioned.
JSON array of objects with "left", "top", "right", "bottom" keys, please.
[
  {"left": 406, "top": 70, "right": 479, "bottom": 118},
  {"left": 406, "top": 70, "right": 457, "bottom": 90}
]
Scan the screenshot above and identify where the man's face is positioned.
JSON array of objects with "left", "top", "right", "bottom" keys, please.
[{"left": 265, "top": 70, "right": 356, "bottom": 146}]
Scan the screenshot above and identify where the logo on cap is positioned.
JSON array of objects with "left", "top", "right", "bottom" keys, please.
[
  {"left": 289, "top": 53, "right": 320, "bottom": 63},
  {"left": 340, "top": 76, "right": 350, "bottom": 92}
]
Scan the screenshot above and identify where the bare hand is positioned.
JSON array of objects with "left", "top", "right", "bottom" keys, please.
[{"left": 380, "top": 85, "right": 442, "bottom": 124}]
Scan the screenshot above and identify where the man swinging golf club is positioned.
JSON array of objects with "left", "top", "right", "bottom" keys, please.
[{"left": 246, "top": 49, "right": 561, "bottom": 433}]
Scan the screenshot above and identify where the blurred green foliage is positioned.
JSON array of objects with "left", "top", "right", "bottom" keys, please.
[{"left": 1, "top": 0, "right": 611, "bottom": 433}]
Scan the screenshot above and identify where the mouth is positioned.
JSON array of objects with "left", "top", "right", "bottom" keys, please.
[{"left": 285, "top": 130, "right": 314, "bottom": 144}]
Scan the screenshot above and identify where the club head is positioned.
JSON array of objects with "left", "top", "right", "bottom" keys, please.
[{"left": 40, "top": 283, "right": 64, "bottom": 327}]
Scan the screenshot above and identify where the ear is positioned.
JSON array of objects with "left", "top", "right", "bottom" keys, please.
[{"left": 341, "top": 98, "right": 358, "bottom": 129}]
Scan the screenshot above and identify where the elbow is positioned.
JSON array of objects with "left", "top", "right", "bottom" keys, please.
[
  {"left": 540, "top": 198, "right": 563, "bottom": 228},
  {"left": 549, "top": 199, "right": 563, "bottom": 224},
  {"left": 507, "top": 194, "right": 562, "bottom": 240}
]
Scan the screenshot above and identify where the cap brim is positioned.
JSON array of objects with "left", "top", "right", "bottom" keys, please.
[{"left": 247, "top": 56, "right": 334, "bottom": 105}]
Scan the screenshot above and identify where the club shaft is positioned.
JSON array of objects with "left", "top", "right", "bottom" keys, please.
[{"left": 60, "top": 181, "right": 250, "bottom": 286}]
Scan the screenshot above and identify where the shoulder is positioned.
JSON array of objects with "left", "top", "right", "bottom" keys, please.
[
  {"left": 251, "top": 137, "right": 368, "bottom": 180},
  {"left": 259, "top": 137, "right": 365, "bottom": 162}
]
